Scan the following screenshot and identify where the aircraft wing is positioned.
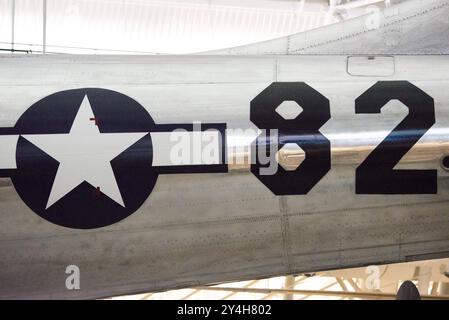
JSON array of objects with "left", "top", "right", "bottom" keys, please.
[{"left": 205, "top": 0, "right": 449, "bottom": 55}]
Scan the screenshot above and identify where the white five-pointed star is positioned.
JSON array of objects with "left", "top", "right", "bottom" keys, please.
[{"left": 23, "top": 95, "right": 148, "bottom": 209}]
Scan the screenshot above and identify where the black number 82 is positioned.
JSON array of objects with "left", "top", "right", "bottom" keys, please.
[{"left": 250, "top": 81, "right": 437, "bottom": 195}]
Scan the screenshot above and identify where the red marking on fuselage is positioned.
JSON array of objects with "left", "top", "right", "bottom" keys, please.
[
  {"left": 89, "top": 117, "right": 99, "bottom": 126},
  {"left": 93, "top": 186, "right": 101, "bottom": 197}
]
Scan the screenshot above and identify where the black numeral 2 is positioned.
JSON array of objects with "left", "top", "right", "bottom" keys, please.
[{"left": 355, "top": 81, "right": 437, "bottom": 194}]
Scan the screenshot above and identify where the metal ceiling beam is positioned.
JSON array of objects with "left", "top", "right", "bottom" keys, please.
[{"left": 194, "top": 286, "right": 449, "bottom": 300}]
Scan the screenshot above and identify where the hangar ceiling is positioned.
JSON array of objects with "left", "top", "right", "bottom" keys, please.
[{"left": 0, "top": 0, "right": 392, "bottom": 54}]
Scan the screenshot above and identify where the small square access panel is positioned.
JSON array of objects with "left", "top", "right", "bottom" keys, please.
[{"left": 347, "top": 56, "right": 395, "bottom": 77}]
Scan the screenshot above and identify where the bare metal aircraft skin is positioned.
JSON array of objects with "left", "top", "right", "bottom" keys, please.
[{"left": 0, "top": 54, "right": 449, "bottom": 299}]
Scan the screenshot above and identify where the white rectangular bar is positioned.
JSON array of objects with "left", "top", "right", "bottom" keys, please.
[
  {"left": 0, "top": 135, "right": 18, "bottom": 169},
  {"left": 150, "top": 130, "right": 221, "bottom": 167}
]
